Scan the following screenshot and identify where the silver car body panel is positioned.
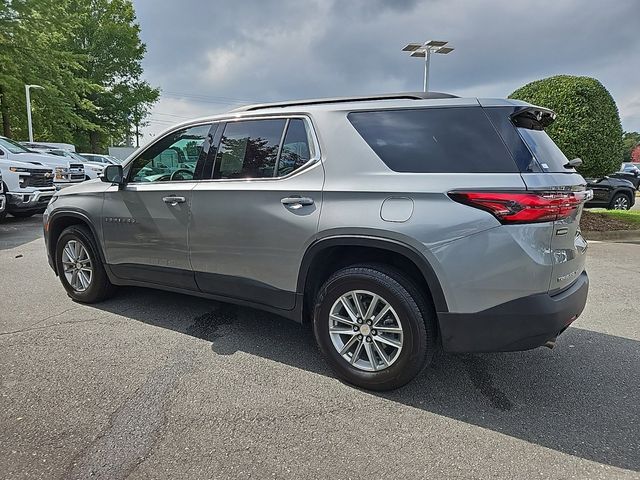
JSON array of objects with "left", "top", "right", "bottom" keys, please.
[{"left": 45, "top": 95, "right": 588, "bottom": 319}]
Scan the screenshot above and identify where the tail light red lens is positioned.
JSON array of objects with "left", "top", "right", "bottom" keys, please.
[{"left": 448, "top": 191, "right": 585, "bottom": 224}]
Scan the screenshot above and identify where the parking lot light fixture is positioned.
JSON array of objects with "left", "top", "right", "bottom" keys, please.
[
  {"left": 402, "top": 41, "right": 454, "bottom": 92},
  {"left": 25, "top": 84, "right": 44, "bottom": 142}
]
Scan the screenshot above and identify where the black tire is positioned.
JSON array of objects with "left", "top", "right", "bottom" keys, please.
[
  {"left": 313, "top": 264, "right": 437, "bottom": 391},
  {"left": 9, "top": 211, "right": 35, "bottom": 218},
  {"left": 0, "top": 211, "right": 6, "bottom": 221},
  {"left": 55, "top": 225, "right": 116, "bottom": 303},
  {"left": 609, "top": 192, "right": 631, "bottom": 210}
]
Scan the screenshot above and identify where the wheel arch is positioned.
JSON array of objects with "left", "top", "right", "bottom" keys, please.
[
  {"left": 47, "top": 210, "right": 105, "bottom": 275},
  {"left": 297, "top": 236, "right": 448, "bottom": 322}
]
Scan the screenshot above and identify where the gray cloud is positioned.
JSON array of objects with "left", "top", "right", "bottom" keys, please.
[{"left": 132, "top": 0, "right": 640, "bottom": 137}]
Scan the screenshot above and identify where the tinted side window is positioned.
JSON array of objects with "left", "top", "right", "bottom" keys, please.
[
  {"left": 348, "top": 107, "right": 517, "bottom": 173},
  {"left": 129, "top": 124, "right": 212, "bottom": 182},
  {"left": 214, "top": 119, "right": 285, "bottom": 179},
  {"left": 277, "top": 119, "right": 312, "bottom": 176}
]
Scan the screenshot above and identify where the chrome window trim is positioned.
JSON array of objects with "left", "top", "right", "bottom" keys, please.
[
  {"left": 209, "top": 114, "right": 321, "bottom": 182},
  {"left": 124, "top": 115, "right": 321, "bottom": 186}
]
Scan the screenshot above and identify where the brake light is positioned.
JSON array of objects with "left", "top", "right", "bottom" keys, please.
[{"left": 448, "top": 191, "right": 583, "bottom": 224}]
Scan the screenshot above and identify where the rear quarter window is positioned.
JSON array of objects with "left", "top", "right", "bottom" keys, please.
[{"left": 347, "top": 107, "right": 517, "bottom": 173}]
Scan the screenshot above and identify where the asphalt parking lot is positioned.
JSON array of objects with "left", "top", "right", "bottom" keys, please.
[{"left": 1, "top": 216, "right": 639, "bottom": 479}]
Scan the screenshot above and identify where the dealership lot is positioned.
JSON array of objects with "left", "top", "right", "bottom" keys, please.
[{"left": 1, "top": 216, "right": 639, "bottom": 479}]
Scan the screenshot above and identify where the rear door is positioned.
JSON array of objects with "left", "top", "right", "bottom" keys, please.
[
  {"left": 485, "top": 105, "right": 589, "bottom": 292},
  {"left": 189, "top": 116, "right": 323, "bottom": 310}
]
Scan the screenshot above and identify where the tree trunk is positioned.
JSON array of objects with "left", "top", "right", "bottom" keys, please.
[
  {"left": 135, "top": 123, "right": 140, "bottom": 147},
  {"left": 0, "top": 84, "right": 11, "bottom": 137},
  {"left": 89, "top": 131, "right": 99, "bottom": 153}
]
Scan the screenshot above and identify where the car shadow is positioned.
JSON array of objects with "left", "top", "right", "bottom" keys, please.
[
  {"left": 0, "top": 215, "right": 44, "bottom": 250},
  {"left": 93, "top": 287, "right": 639, "bottom": 472}
]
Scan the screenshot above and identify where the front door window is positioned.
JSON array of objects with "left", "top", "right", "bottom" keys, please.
[{"left": 128, "top": 124, "right": 212, "bottom": 182}]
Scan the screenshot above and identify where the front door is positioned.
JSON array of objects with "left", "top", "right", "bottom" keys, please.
[
  {"left": 102, "top": 123, "right": 213, "bottom": 289},
  {"left": 189, "top": 117, "right": 324, "bottom": 310}
]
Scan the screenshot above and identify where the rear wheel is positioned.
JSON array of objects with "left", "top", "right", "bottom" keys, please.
[
  {"left": 313, "top": 264, "right": 436, "bottom": 391},
  {"left": 609, "top": 192, "right": 631, "bottom": 210},
  {"left": 55, "top": 225, "right": 116, "bottom": 303}
]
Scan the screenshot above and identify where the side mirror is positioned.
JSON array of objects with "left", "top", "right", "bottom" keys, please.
[{"left": 102, "top": 164, "right": 125, "bottom": 186}]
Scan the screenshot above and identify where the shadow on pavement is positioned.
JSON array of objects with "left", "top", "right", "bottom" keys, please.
[
  {"left": 94, "top": 286, "right": 639, "bottom": 472},
  {"left": 0, "top": 215, "right": 43, "bottom": 251}
]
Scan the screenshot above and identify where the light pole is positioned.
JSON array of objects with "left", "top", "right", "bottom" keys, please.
[
  {"left": 25, "top": 84, "right": 44, "bottom": 142},
  {"left": 402, "top": 41, "right": 454, "bottom": 92}
]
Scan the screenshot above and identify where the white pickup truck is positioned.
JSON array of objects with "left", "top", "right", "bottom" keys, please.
[
  {"left": 0, "top": 136, "right": 85, "bottom": 188},
  {"left": 0, "top": 137, "right": 64, "bottom": 219},
  {"left": 0, "top": 157, "right": 55, "bottom": 219}
]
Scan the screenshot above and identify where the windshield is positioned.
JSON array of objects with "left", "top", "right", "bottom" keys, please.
[
  {"left": 517, "top": 128, "right": 571, "bottom": 173},
  {"left": 0, "top": 137, "right": 30, "bottom": 154}
]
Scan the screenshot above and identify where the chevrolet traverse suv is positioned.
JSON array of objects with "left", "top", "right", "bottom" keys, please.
[{"left": 44, "top": 93, "right": 590, "bottom": 390}]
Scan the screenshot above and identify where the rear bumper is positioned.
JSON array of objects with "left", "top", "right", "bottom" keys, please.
[{"left": 439, "top": 271, "right": 589, "bottom": 353}]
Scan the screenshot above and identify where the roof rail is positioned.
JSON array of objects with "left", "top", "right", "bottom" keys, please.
[{"left": 230, "top": 91, "right": 458, "bottom": 112}]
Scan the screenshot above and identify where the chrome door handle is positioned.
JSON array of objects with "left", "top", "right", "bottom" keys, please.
[
  {"left": 281, "top": 196, "right": 314, "bottom": 209},
  {"left": 162, "top": 195, "right": 186, "bottom": 206}
]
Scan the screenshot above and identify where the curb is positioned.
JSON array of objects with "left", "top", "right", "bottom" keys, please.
[{"left": 583, "top": 230, "right": 640, "bottom": 243}]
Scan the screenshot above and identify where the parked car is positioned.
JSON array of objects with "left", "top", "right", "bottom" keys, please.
[
  {"left": 22, "top": 141, "right": 76, "bottom": 152},
  {"left": 1, "top": 136, "right": 84, "bottom": 188},
  {"left": 78, "top": 153, "right": 121, "bottom": 165},
  {"left": 585, "top": 176, "right": 636, "bottom": 210},
  {"left": 0, "top": 156, "right": 55, "bottom": 219},
  {"left": 43, "top": 93, "right": 591, "bottom": 391},
  {"left": 36, "top": 148, "right": 104, "bottom": 180},
  {"left": 610, "top": 162, "right": 640, "bottom": 189}
]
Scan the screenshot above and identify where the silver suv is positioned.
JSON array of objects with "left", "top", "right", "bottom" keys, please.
[{"left": 43, "top": 93, "right": 590, "bottom": 390}]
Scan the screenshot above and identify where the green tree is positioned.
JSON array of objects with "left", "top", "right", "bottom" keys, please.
[
  {"left": 65, "top": 0, "right": 159, "bottom": 152},
  {"left": 622, "top": 131, "right": 640, "bottom": 163},
  {"left": 509, "top": 75, "right": 624, "bottom": 178},
  {"left": 0, "top": 0, "right": 158, "bottom": 151},
  {"left": 0, "top": 0, "right": 96, "bottom": 140}
]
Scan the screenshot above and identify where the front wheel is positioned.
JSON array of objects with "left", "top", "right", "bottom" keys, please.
[
  {"left": 313, "top": 264, "right": 437, "bottom": 391},
  {"left": 55, "top": 225, "right": 116, "bottom": 303},
  {"left": 609, "top": 193, "right": 631, "bottom": 210}
]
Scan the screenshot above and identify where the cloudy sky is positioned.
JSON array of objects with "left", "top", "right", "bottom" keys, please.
[{"left": 132, "top": 0, "right": 640, "bottom": 139}]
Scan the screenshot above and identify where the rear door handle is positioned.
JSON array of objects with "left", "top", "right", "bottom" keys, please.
[
  {"left": 162, "top": 195, "right": 186, "bottom": 206},
  {"left": 281, "top": 196, "right": 314, "bottom": 209}
]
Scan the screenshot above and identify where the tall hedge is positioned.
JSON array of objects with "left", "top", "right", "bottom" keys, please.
[{"left": 509, "top": 75, "right": 623, "bottom": 178}]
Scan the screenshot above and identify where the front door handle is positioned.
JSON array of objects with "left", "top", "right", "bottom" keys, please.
[
  {"left": 162, "top": 195, "right": 186, "bottom": 206},
  {"left": 281, "top": 196, "right": 314, "bottom": 210}
]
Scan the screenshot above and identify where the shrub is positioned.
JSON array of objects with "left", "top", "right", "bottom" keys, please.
[{"left": 509, "top": 75, "right": 624, "bottom": 178}]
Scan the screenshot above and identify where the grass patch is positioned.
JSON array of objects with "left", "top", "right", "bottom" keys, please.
[
  {"left": 587, "top": 209, "right": 640, "bottom": 226},
  {"left": 581, "top": 209, "right": 640, "bottom": 231}
]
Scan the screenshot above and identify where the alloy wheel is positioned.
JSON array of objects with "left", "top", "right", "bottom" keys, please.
[
  {"left": 328, "top": 290, "right": 403, "bottom": 372},
  {"left": 61, "top": 239, "right": 93, "bottom": 292},
  {"left": 613, "top": 196, "right": 629, "bottom": 210}
]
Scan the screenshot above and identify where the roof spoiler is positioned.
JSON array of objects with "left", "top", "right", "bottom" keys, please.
[{"left": 510, "top": 106, "right": 556, "bottom": 130}]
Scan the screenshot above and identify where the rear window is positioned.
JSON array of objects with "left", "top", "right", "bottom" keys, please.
[
  {"left": 347, "top": 107, "right": 517, "bottom": 173},
  {"left": 516, "top": 128, "right": 570, "bottom": 173}
]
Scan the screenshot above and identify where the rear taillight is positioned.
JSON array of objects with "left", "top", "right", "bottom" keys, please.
[{"left": 448, "top": 191, "right": 584, "bottom": 224}]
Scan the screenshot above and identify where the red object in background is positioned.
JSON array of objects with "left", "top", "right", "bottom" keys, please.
[{"left": 631, "top": 145, "right": 640, "bottom": 163}]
